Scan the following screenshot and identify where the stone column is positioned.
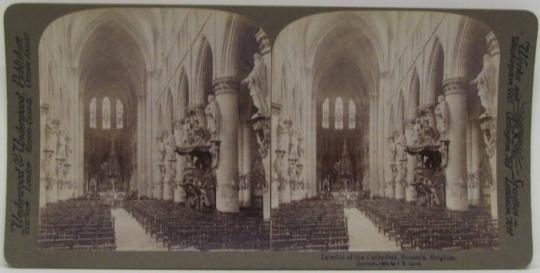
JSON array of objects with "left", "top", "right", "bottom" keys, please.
[
  {"left": 213, "top": 77, "right": 240, "bottom": 213},
  {"left": 271, "top": 104, "right": 282, "bottom": 209},
  {"left": 252, "top": 115, "right": 271, "bottom": 220},
  {"left": 443, "top": 78, "right": 469, "bottom": 211},
  {"left": 241, "top": 123, "right": 252, "bottom": 207},
  {"left": 468, "top": 97, "right": 483, "bottom": 207},
  {"left": 173, "top": 120, "right": 186, "bottom": 203},
  {"left": 163, "top": 133, "right": 175, "bottom": 201},
  {"left": 40, "top": 104, "right": 49, "bottom": 208},
  {"left": 404, "top": 121, "right": 417, "bottom": 202},
  {"left": 474, "top": 31, "right": 499, "bottom": 220},
  {"left": 368, "top": 95, "right": 379, "bottom": 197},
  {"left": 385, "top": 136, "right": 396, "bottom": 198},
  {"left": 280, "top": 120, "right": 292, "bottom": 204},
  {"left": 46, "top": 119, "right": 60, "bottom": 204}
]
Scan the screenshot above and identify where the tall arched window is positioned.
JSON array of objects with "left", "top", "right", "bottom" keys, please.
[
  {"left": 322, "top": 98, "right": 329, "bottom": 128},
  {"left": 116, "top": 99, "right": 123, "bottom": 129},
  {"left": 102, "top": 97, "right": 111, "bottom": 129},
  {"left": 348, "top": 99, "right": 356, "bottom": 129},
  {"left": 335, "top": 97, "right": 344, "bottom": 129},
  {"left": 89, "top": 97, "right": 96, "bottom": 128}
]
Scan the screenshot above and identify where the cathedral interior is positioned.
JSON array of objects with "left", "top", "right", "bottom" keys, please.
[
  {"left": 38, "top": 9, "right": 499, "bottom": 252},
  {"left": 39, "top": 8, "right": 271, "bottom": 250},
  {"left": 271, "top": 11, "right": 499, "bottom": 251}
]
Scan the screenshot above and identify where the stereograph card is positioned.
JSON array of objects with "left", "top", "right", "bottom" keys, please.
[{"left": 2, "top": 2, "right": 537, "bottom": 270}]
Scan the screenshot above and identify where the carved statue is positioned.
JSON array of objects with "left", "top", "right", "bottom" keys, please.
[
  {"left": 276, "top": 117, "right": 290, "bottom": 151},
  {"left": 242, "top": 53, "right": 270, "bottom": 118},
  {"left": 44, "top": 118, "right": 57, "bottom": 151},
  {"left": 56, "top": 129, "right": 66, "bottom": 160},
  {"left": 288, "top": 129, "right": 299, "bottom": 160},
  {"left": 298, "top": 136, "right": 305, "bottom": 160},
  {"left": 387, "top": 137, "right": 397, "bottom": 163},
  {"left": 253, "top": 119, "right": 270, "bottom": 158},
  {"left": 472, "top": 54, "right": 498, "bottom": 119},
  {"left": 165, "top": 133, "right": 176, "bottom": 161},
  {"left": 65, "top": 134, "right": 72, "bottom": 160},
  {"left": 205, "top": 94, "right": 220, "bottom": 141},
  {"left": 434, "top": 95, "right": 449, "bottom": 140},
  {"left": 157, "top": 136, "right": 166, "bottom": 162},
  {"left": 397, "top": 134, "right": 408, "bottom": 161},
  {"left": 209, "top": 141, "right": 219, "bottom": 169},
  {"left": 273, "top": 151, "right": 284, "bottom": 190},
  {"left": 413, "top": 117, "right": 422, "bottom": 145}
]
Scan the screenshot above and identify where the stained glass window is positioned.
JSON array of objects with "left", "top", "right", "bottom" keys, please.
[
  {"left": 89, "top": 97, "right": 96, "bottom": 128},
  {"left": 335, "top": 97, "right": 343, "bottom": 129},
  {"left": 116, "top": 99, "right": 123, "bottom": 129},
  {"left": 322, "top": 98, "right": 329, "bottom": 128},
  {"left": 348, "top": 99, "right": 356, "bottom": 129},
  {"left": 102, "top": 97, "right": 111, "bottom": 129}
]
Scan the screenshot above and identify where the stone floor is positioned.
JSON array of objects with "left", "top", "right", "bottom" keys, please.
[
  {"left": 344, "top": 207, "right": 401, "bottom": 251},
  {"left": 111, "top": 208, "right": 167, "bottom": 251}
]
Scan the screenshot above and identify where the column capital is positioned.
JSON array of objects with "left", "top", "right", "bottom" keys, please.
[
  {"left": 443, "top": 77, "right": 468, "bottom": 96},
  {"left": 40, "top": 102, "right": 50, "bottom": 114},
  {"left": 271, "top": 102, "right": 282, "bottom": 113},
  {"left": 404, "top": 118, "right": 415, "bottom": 129},
  {"left": 212, "top": 77, "right": 240, "bottom": 96}
]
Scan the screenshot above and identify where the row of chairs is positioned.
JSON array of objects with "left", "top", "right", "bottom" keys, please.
[
  {"left": 39, "top": 199, "right": 116, "bottom": 250},
  {"left": 358, "top": 199, "right": 498, "bottom": 250},
  {"left": 271, "top": 198, "right": 349, "bottom": 251},
  {"left": 124, "top": 199, "right": 270, "bottom": 250}
]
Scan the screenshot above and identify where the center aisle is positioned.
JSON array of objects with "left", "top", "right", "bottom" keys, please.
[
  {"left": 344, "top": 207, "right": 401, "bottom": 251},
  {"left": 111, "top": 208, "right": 167, "bottom": 251}
]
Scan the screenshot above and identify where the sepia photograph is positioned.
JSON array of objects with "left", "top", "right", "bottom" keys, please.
[
  {"left": 38, "top": 8, "right": 272, "bottom": 251},
  {"left": 270, "top": 11, "right": 499, "bottom": 251}
]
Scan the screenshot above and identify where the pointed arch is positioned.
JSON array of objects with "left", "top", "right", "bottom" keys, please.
[
  {"left": 166, "top": 90, "right": 174, "bottom": 134},
  {"left": 407, "top": 69, "right": 421, "bottom": 120},
  {"left": 178, "top": 68, "right": 189, "bottom": 118},
  {"left": 426, "top": 38, "right": 445, "bottom": 105},
  {"left": 194, "top": 36, "right": 213, "bottom": 105}
]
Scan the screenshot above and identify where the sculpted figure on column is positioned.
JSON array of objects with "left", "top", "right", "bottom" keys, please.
[
  {"left": 242, "top": 53, "right": 270, "bottom": 118},
  {"left": 65, "top": 134, "right": 72, "bottom": 160},
  {"left": 276, "top": 117, "right": 290, "bottom": 151},
  {"left": 472, "top": 54, "right": 498, "bottom": 119},
  {"left": 56, "top": 128, "right": 66, "bottom": 160},
  {"left": 388, "top": 137, "right": 397, "bottom": 163},
  {"left": 157, "top": 136, "right": 166, "bottom": 163},
  {"left": 435, "top": 95, "right": 449, "bottom": 140},
  {"left": 288, "top": 129, "right": 299, "bottom": 160},
  {"left": 205, "top": 94, "right": 220, "bottom": 141},
  {"left": 166, "top": 133, "right": 176, "bottom": 161}
]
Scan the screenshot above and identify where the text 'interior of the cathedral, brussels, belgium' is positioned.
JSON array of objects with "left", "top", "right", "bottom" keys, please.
[{"left": 38, "top": 9, "right": 499, "bottom": 252}]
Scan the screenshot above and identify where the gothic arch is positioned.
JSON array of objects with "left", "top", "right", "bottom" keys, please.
[
  {"left": 166, "top": 90, "right": 174, "bottom": 134},
  {"left": 177, "top": 68, "right": 189, "bottom": 118},
  {"left": 194, "top": 36, "right": 213, "bottom": 105},
  {"left": 396, "top": 90, "right": 405, "bottom": 134},
  {"left": 425, "top": 38, "right": 445, "bottom": 105},
  {"left": 406, "top": 69, "right": 421, "bottom": 120},
  {"left": 68, "top": 10, "right": 153, "bottom": 73}
]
